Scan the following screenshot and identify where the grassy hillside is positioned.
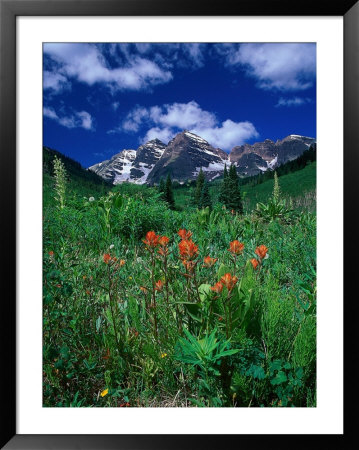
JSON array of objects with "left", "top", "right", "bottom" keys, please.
[
  {"left": 43, "top": 152, "right": 316, "bottom": 408},
  {"left": 43, "top": 147, "right": 110, "bottom": 205},
  {"left": 173, "top": 162, "right": 316, "bottom": 211}
]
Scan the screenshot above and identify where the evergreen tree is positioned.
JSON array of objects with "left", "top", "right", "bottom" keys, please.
[
  {"left": 194, "top": 168, "right": 205, "bottom": 207},
  {"left": 164, "top": 174, "right": 175, "bottom": 209},
  {"left": 226, "top": 164, "right": 243, "bottom": 214},
  {"left": 158, "top": 178, "right": 165, "bottom": 196},
  {"left": 219, "top": 164, "right": 230, "bottom": 205},
  {"left": 199, "top": 180, "right": 212, "bottom": 210}
]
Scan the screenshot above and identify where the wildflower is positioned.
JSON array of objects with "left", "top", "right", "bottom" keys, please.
[
  {"left": 203, "top": 256, "right": 218, "bottom": 267},
  {"left": 89, "top": 197, "right": 95, "bottom": 202},
  {"left": 159, "top": 236, "right": 169, "bottom": 247},
  {"left": 218, "top": 316, "right": 223, "bottom": 321},
  {"left": 140, "top": 286, "right": 148, "bottom": 294},
  {"left": 128, "top": 276, "right": 133, "bottom": 280},
  {"left": 178, "top": 239, "right": 198, "bottom": 260},
  {"left": 109, "top": 244, "right": 114, "bottom": 250},
  {"left": 103, "top": 253, "right": 112, "bottom": 264},
  {"left": 250, "top": 258, "right": 259, "bottom": 270},
  {"left": 48, "top": 250, "right": 54, "bottom": 256},
  {"left": 56, "top": 284, "right": 62, "bottom": 288},
  {"left": 255, "top": 245, "right": 268, "bottom": 260},
  {"left": 220, "top": 273, "right": 238, "bottom": 292},
  {"left": 161, "top": 353, "right": 167, "bottom": 358},
  {"left": 158, "top": 236, "right": 170, "bottom": 256},
  {"left": 155, "top": 280, "right": 164, "bottom": 291},
  {"left": 119, "top": 259, "right": 125, "bottom": 267},
  {"left": 143, "top": 231, "right": 159, "bottom": 249},
  {"left": 181, "top": 259, "right": 196, "bottom": 273},
  {"left": 100, "top": 389, "right": 108, "bottom": 397},
  {"left": 228, "top": 240, "right": 245, "bottom": 255},
  {"left": 178, "top": 229, "right": 192, "bottom": 240},
  {"left": 211, "top": 282, "right": 224, "bottom": 294}
]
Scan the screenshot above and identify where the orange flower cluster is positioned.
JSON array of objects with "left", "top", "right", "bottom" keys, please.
[
  {"left": 255, "top": 245, "right": 268, "bottom": 260},
  {"left": 178, "top": 229, "right": 192, "bottom": 240},
  {"left": 210, "top": 282, "right": 224, "bottom": 294},
  {"left": 250, "top": 245, "right": 268, "bottom": 269},
  {"left": 155, "top": 280, "right": 164, "bottom": 291},
  {"left": 103, "top": 253, "right": 125, "bottom": 268},
  {"left": 220, "top": 273, "right": 239, "bottom": 292},
  {"left": 158, "top": 235, "right": 170, "bottom": 256},
  {"left": 228, "top": 240, "right": 245, "bottom": 255},
  {"left": 211, "top": 273, "right": 238, "bottom": 294},
  {"left": 143, "top": 231, "right": 160, "bottom": 249},
  {"left": 203, "top": 256, "right": 218, "bottom": 267},
  {"left": 178, "top": 239, "right": 198, "bottom": 261},
  {"left": 103, "top": 253, "right": 115, "bottom": 264}
]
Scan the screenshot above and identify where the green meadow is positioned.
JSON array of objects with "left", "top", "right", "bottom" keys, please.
[{"left": 43, "top": 150, "right": 316, "bottom": 408}]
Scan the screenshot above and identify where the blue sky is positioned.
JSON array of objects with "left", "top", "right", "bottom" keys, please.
[{"left": 43, "top": 43, "right": 316, "bottom": 168}]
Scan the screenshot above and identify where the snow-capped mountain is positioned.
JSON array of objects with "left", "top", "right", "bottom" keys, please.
[
  {"left": 146, "top": 131, "right": 229, "bottom": 184},
  {"left": 88, "top": 149, "right": 136, "bottom": 184},
  {"left": 129, "top": 139, "right": 166, "bottom": 184},
  {"left": 230, "top": 135, "right": 316, "bottom": 176},
  {"left": 88, "top": 132, "right": 315, "bottom": 184},
  {"left": 88, "top": 139, "right": 166, "bottom": 185}
]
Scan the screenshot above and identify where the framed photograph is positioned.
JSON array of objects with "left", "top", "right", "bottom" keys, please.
[{"left": 1, "top": 0, "right": 356, "bottom": 448}]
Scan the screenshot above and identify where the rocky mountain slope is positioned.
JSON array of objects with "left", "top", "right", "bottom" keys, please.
[
  {"left": 230, "top": 135, "right": 315, "bottom": 176},
  {"left": 146, "top": 131, "right": 229, "bottom": 184},
  {"left": 88, "top": 132, "right": 315, "bottom": 184}
]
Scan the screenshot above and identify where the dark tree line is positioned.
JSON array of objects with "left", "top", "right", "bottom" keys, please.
[
  {"left": 219, "top": 164, "right": 243, "bottom": 213},
  {"left": 158, "top": 174, "right": 175, "bottom": 209}
]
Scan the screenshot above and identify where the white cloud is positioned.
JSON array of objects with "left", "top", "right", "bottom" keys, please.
[
  {"left": 122, "top": 106, "right": 150, "bottom": 132},
  {"left": 156, "top": 101, "right": 216, "bottom": 129},
  {"left": 43, "top": 106, "right": 58, "bottom": 120},
  {"left": 192, "top": 120, "right": 259, "bottom": 149},
  {"left": 43, "top": 106, "right": 94, "bottom": 130},
  {"left": 224, "top": 43, "right": 316, "bottom": 91},
  {"left": 43, "top": 43, "right": 173, "bottom": 93},
  {"left": 121, "top": 101, "right": 258, "bottom": 151},
  {"left": 275, "top": 97, "right": 312, "bottom": 107},
  {"left": 43, "top": 71, "right": 71, "bottom": 93},
  {"left": 180, "top": 43, "right": 206, "bottom": 68},
  {"left": 143, "top": 127, "right": 175, "bottom": 144}
]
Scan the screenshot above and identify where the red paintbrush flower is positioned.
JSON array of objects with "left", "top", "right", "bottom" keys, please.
[
  {"left": 255, "top": 245, "right": 268, "bottom": 260},
  {"left": 143, "top": 231, "right": 159, "bottom": 249},
  {"left": 178, "top": 229, "right": 192, "bottom": 240},
  {"left": 178, "top": 239, "right": 198, "bottom": 260},
  {"left": 228, "top": 240, "right": 245, "bottom": 255}
]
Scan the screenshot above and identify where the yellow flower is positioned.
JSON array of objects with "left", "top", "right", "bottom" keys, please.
[
  {"left": 161, "top": 353, "right": 167, "bottom": 358},
  {"left": 128, "top": 276, "right": 133, "bottom": 280},
  {"left": 100, "top": 388, "right": 109, "bottom": 397}
]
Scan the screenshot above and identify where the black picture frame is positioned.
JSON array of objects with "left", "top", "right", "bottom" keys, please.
[{"left": 1, "top": 0, "right": 357, "bottom": 448}]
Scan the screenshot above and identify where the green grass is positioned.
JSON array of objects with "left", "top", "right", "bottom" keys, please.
[
  {"left": 172, "top": 163, "right": 316, "bottom": 211},
  {"left": 43, "top": 160, "right": 316, "bottom": 408}
]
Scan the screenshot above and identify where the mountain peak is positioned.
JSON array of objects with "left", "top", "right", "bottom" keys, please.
[{"left": 89, "top": 131, "right": 315, "bottom": 185}]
